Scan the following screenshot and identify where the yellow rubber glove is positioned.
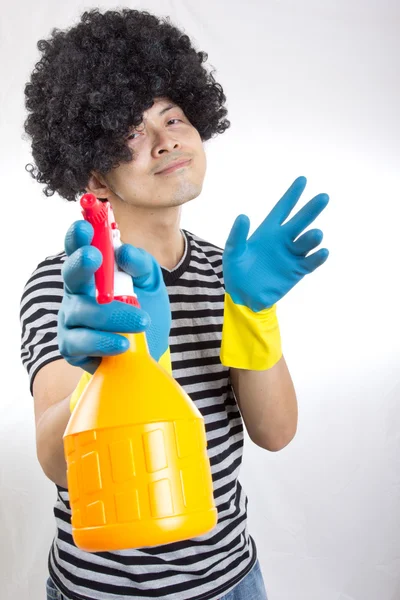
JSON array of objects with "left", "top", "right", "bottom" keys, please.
[{"left": 220, "top": 293, "right": 282, "bottom": 370}]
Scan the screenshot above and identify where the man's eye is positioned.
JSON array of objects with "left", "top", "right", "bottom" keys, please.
[
  {"left": 126, "top": 119, "right": 182, "bottom": 141},
  {"left": 127, "top": 132, "right": 140, "bottom": 141}
]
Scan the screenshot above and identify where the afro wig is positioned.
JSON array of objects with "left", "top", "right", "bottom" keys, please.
[{"left": 23, "top": 8, "right": 230, "bottom": 202}]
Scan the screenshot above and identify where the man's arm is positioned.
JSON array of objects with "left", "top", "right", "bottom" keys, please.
[
  {"left": 230, "top": 354, "right": 298, "bottom": 452},
  {"left": 33, "top": 359, "right": 83, "bottom": 488}
]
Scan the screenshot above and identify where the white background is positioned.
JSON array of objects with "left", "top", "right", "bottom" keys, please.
[{"left": 1, "top": 1, "right": 399, "bottom": 599}]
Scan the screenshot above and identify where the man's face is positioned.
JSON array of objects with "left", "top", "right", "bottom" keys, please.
[{"left": 90, "top": 97, "right": 207, "bottom": 208}]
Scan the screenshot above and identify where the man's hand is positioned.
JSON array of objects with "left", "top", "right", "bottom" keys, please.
[
  {"left": 58, "top": 220, "right": 171, "bottom": 375},
  {"left": 223, "top": 176, "right": 329, "bottom": 311},
  {"left": 115, "top": 243, "right": 171, "bottom": 366}
]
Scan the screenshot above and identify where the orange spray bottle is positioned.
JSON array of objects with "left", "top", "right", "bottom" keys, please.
[{"left": 63, "top": 193, "right": 217, "bottom": 552}]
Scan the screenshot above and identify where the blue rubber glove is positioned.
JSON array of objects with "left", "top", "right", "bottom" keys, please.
[
  {"left": 223, "top": 176, "right": 330, "bottom": 311},
  {"left": 115, "top": 242, "right": 171, "bottom": 365},
  {"left": 57, "top": 219, "right": 171, "bottom": 375}
]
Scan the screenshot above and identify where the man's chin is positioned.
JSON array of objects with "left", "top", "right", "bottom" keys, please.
[
  {"left": 167, "top": 183, "right": 203, "bottom": 207},
  {"left": 170, "top": 194, "right": 200, "bottom": 208}
]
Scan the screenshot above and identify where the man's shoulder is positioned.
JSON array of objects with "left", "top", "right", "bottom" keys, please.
[
  {"left": 20, "top": 250, "right": 67, "bottom": 332},
  {"left": 184, "top": 229, "right": 223, "bottom": 257},
  {"left": 22, "top": 250, "right": 66, "bottom": 295},
  {"left": 182, "top": 229, "right": 224, "bottom": 285},
  {"left": 37, "top": 250, "right": 67, "bottom": 266}
]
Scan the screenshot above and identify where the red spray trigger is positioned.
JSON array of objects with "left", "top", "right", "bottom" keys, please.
[
  {"left": 80, "top": 193, "right": 139, "bottom": 308},
  {"left": 80, "top": 194, "right": 115, "bottom": 304}
]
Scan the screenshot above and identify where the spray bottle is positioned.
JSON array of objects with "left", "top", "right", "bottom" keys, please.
[{"left": 63, "top": 193, "right": 217, "bottom": 552}]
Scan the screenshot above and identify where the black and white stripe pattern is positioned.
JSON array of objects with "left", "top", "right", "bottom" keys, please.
[{"left": 20, "top": 229, "right": 257, "bottom": 600}]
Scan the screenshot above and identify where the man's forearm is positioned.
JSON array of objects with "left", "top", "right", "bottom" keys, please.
[
  {"left": 36, "top": 395, "right": 72, "bottom": 488},
  {"left": 230, "top": 354, "right": 298, "bottom": 451}
]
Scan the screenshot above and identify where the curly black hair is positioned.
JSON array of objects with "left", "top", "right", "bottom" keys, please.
[{"left": 23, "top": 8, "right": 230, "bottom": 202}]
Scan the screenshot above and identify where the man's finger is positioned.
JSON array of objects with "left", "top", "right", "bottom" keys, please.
[
  {"left": 115, "top": 244, "right": 156, "bottom": 289},
  {"left": 284, "top": 194, "right": 329, "bottom": 241},
  {"left": 291, "top": 228, "right": 324, "bottom": 256},
  {"left": 63, "top": 293, "right": 150, "bottom": 332},
  {"left": 299, "top": 247, "right": 330, "bottom": 274},
  {"left": 62, "top": 245, "right": 102, "bottom": 296},
  {"left": 263, "top": 176, "right": 307, "bottom": 226},
  {"left": 224, "top": 214, "right": 250, "bottom": 258},
  {"left": 59, "top": 327, "right": 131, "bottom": 357},
  {"left": 64, "top": 220, "right": 94, "bottom": 256}
]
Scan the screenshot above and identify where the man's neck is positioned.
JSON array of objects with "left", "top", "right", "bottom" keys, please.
[{"left": 114, "top": 204, "right": 185, "bottom": 271}]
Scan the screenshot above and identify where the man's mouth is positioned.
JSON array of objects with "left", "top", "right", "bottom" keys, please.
[{"left": 155, "top": 159, "right": 192, "bottom": 175}]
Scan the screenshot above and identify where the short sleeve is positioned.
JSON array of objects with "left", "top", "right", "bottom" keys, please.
[{"left": 19, "top": 251, "right": 66, "bottom": 396}]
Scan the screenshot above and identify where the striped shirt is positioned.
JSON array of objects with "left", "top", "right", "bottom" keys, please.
[{"left": 20, "top": 228, "right": 257, "bottom": 600}]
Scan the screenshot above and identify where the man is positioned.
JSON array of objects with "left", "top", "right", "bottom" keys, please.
[{"left": 20, "top": 8, "right": 329, "bottom": 600}]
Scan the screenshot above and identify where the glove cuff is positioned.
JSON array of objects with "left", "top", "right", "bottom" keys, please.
[
  {"left": 157, "top": 346, "right": 172, "bottom": 376},
  {"left": 70, "top": 370, "right": 91, "bottom": 413},
  {"left": 69, "top": 346, "right": 173, "bottom": 413},
  {"left": 220, "top": 292, "right": 282, "bottom": 370}
]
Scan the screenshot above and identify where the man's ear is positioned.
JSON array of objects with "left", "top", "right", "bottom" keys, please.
[{"left": 85, "top": 172, "right": 110, "bottom": 199}]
